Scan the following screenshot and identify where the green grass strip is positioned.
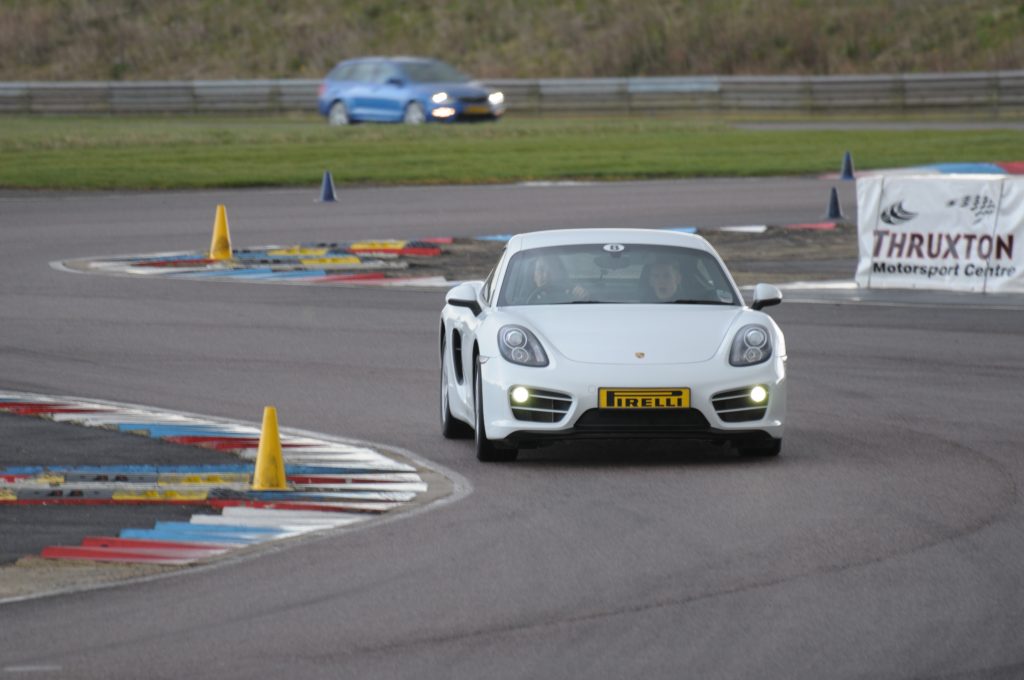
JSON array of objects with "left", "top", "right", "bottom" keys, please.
[{"left": 1, "top": 115, "right": 1022, "bottom": 190}]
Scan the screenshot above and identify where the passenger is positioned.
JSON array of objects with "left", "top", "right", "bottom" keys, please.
[
  {"left": 527, "top": 255, "right": 588, "bottom": 303},
  {"left": 643, "top": 260, "right": 684, "bottom": 302}
]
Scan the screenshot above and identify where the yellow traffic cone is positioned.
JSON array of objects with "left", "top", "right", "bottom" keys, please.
[
  {"left": 252, "top": 406, "right": 288, "bottom": 491},
  {"left": 209, "top": 204, "right": 233, "bottom": 261}
]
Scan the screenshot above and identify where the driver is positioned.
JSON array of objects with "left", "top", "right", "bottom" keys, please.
[
  {"left": 643, "top": 260, "right": 684, "bottom": 302},
  {"left": 528, "top": 255, "right": 588, "bottom": 303}
]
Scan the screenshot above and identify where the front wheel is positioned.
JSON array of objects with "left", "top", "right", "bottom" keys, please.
[
  {"left": 328, "top": 101, "right": 349, "bottom": 126},
  {"left": 737, "top": 438, "right": 781, "bottom": 458},
  {"left": 440, "top": 342, "right": 472, "bottom": 439},
  {"left": 403, "top": 101, "right": 426, "bottom": 125},
  {"left": 474, "top": 360, "right": 517, "bottom": 462}
]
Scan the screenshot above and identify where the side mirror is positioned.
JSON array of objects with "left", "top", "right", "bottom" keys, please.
[
  {"left": 751, "top": 283, "right": 782, "bottom": 311},
  {"left": 446, "top": 281, "right": 484, "bottom": 316}
]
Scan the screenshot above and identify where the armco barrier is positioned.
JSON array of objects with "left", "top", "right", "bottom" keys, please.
[{"left": 1, "top": 71, "right": 1022, "bottom": 116}]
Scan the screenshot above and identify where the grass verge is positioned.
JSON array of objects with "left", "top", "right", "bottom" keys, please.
[{"left": 1, "top": 114, "right": 1022, "bottom": 190}]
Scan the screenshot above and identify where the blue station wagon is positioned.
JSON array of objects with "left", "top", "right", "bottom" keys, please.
[{"left": 316, "top": 57, "right": 506, "bottom": 125}]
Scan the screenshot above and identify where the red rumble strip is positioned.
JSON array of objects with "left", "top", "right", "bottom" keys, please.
[{"left": 0, "top": 402, "right": 111, "bottom": 416}]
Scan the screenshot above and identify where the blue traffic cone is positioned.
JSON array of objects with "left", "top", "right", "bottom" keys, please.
[
  {"left": 826, "top": 187, "right": 844, "bottom": 220},
  {"left": 840, "top": 151, "right": 855, "bottom": 180},
  {"left": 319, "top": 170, "right": 336, "bottom": 202}
]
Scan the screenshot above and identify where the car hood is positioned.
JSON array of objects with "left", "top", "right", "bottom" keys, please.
[{"left": 509, "top": 305, "right": 744, "bottom": 365}]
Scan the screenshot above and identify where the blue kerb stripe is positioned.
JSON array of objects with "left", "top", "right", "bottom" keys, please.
[
  {"left": 141, "top": 426, "right": 255, "bottom": 438},
  {"left": 116, "top": 424, "right": 250, "bottom": 436},
  {"left": 228, "top": 270, "right": 327, "bottom": 280},
  {"left": 130, "top": 255, "right": 210, "bottom": 264},
  {"left": 931, "top": 162, "right": 1006, "bottom": 174},
  {"left": 120, "top": 528, "right": 261, "bottom": 544},
  {"left": 168, "top": 268, "right": 275, "bottom": 279},
  {"left": 475, "top": 234, "right": 514, "bottom": 242},
  {"left": 242, "top": 271, "right": 319, "bottom": 281},
  {"left": 661, "top": 226, "right": 699, "bottom": 233}
]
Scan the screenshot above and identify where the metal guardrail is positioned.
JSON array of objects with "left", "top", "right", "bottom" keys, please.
[
  {"left": 1, "top": 72, "right": 1022, "bottom": 116},
  {"left": 0, "top": 80, "right": 321, "bottom": 114}
]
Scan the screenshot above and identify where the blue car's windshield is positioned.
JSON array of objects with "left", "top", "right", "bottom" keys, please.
[
  {"left": 497, "top": 244, "right": 740, "bottom": 307},
  {"left": 401, "top": 60, "right": 470, "bottom": 84}
]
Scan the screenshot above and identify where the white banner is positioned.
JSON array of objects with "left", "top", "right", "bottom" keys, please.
[{"left": 856, "top": 175, "right": 1024, "bottom": 292}]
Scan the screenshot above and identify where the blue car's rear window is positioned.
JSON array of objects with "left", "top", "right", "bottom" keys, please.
[{"left": 328, "top": 63, "right": 356, "bottom": 81}]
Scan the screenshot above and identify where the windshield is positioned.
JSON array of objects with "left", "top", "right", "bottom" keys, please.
[
  {"left": 400, "top": 60, "right": 470, "bottom": 84},
  {"left": 497, "top": 243, "right": 739, "bottom": 306}
]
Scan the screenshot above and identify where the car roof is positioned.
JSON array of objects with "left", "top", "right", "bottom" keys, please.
[
  {"left": 339, "top": 56, "right": 438, "bottom": 66},
  {"left": 509, "top": 228, "right": 715, "bottom": 253}
]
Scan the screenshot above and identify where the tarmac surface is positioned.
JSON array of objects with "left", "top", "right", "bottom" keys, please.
[{"left": 2, "top": 180, "right": 1024, "bottom": 679}]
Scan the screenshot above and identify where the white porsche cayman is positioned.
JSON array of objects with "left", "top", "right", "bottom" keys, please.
[{"left": 439, "top": 228, "right": 786, "bottom": 462}]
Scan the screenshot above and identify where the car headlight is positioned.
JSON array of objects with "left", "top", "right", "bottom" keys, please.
[
  {"left": 729, "top": 324, "right": 772, "bottom": 366},
  {"left": 431, "top": 92, "right": 449, "bottom": 104},
  {"left": 498, "top": 325, "right": 548, "bottom": 367},
  {"left": 488, "top": 91, "right": 504, "bottom": 105}
]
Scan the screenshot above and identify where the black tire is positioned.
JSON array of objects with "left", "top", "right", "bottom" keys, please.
[
  {"left": 474, "top": 360, "right": 517, "bottom": 462},
  {"left": 440, "top": 341, "right": 472, "bottom": 439},
  {"left": 737, "top": 438, "right": 782, "bottom": 458}
]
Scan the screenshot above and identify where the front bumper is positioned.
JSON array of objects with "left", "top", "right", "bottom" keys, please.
[
  {"left": 479, "top": 353, "right": 786, "bottom": 446},
  {"left": 429, "top": 100, "right": 505, "bottom": 121}
]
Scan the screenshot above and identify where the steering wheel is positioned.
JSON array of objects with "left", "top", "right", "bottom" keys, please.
[
  {"left": 689, "top": 273, "right": 715, "bottom": 294},
  {"left": 526, "top": 286, "right": 558, "bottom": 304}
]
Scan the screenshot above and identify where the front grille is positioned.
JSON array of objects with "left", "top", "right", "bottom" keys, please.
[
  {"left": 574, "top": 408, "right": 710, "bottom": 432},
  {"left": 510, "top": 388, "right": 572, "bottom": 423},
  {"left": 459, "top": 95, "right": 488, "bottom": 104},
  {"left": 711, "top": 387, "right": 768, "bottom": 422}
]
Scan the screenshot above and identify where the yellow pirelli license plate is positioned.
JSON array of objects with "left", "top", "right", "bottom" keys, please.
[
  {"left": 464, "top": 104, "right": 490, "bottom": 114},
  {"left": 599, "top": 388, "right": 690, "bottom": 409}
]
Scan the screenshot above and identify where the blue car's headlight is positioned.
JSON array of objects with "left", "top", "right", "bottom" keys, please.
[
  {"left": 431, "top": 91, "right": 450, "bottom": 104},
  {"left": 488, "top": 91, "right": 505, "bottom": 105},
  {"left": 730, "top": 324, "right": 772, "bottom": 366},
  {"left": 498, "top": 325, "right": 549, "bottom": 367}
]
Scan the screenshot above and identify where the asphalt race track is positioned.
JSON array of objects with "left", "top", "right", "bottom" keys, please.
[{"left": 2, "top": 179, "right": 1024, "bottom": 679}]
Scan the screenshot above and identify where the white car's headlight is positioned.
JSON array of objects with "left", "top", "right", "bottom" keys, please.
[
  {"left": 730, "top": 324, "right": 772, "bottom": 366},
  {"left": 431, "top": 91, "right": 449, "bottom": 104},
  {"left": 488, "top": 91, "right": 504, "bottom": 105},
  {"left": 498, "top": 325, "right": 548, "bottom": 367}
]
